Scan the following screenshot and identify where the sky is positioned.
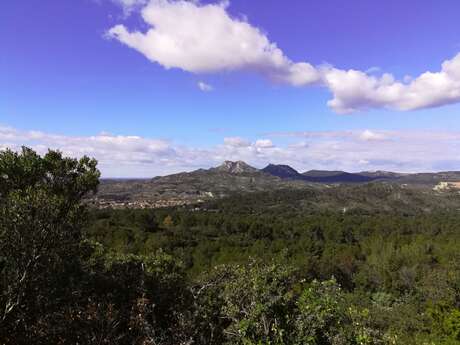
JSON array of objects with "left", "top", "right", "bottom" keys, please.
[{"left": 1, "top": 0, "right": 460, "bottom": 177}]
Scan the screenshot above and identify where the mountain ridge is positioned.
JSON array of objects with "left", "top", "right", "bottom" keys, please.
[
  {"left": 261, "top": 164, "right": 389, "bottom": 183},
  {"left": 212, "top": 160, "right": 259, "bottom": 174},
  {"left": 95, "top": 160, "right": 460, "bottom": 207}
]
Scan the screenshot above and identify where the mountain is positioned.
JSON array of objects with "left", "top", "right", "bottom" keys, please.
[
  {"left": 212, "top": 160, "right": 258, "bottom": 174},
  {"left": 261, "top": 164, "right": 305, "bottom": 179},
  {"left": 261, "top": 165, "right": 378, "bottom": 183},
  {"left": 302, "top": 171, "right": 376, "bottom": 183},
  {"left": 96, "top": 161, "right": 310, "bottom": 206},
  {"left": 95, "top": 161, "right": 460, "bottom": 208},
  {"left": 301, "top": 170, "right": 406, "bottom": 183},
  {"left": 302, "top": 170, "right": 348, "bottom": 178},
  {"left": 260, "top": 166, "right": 378, "bottom": 183}
]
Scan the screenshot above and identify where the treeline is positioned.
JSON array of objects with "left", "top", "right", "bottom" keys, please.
[{"left": 2, "top": 148, "right": 460, "bottom": 344}]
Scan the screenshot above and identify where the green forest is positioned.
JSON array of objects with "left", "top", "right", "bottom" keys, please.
[{"left": 3, "top": 148, "right": 460, "bottom": 345}]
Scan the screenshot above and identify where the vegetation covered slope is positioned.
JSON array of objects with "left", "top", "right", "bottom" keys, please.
[
  {"left": 96, "top": 161, "right": 312, "bottom": 204},
  {"left": 3, "top": 148, "right": 460, "bottom": 344},
  {"left": 88, "top": 185, "right": 460, "bottom": 344},
  {"left": 96, "top": 161, "right": 460, "bottom": 207}
]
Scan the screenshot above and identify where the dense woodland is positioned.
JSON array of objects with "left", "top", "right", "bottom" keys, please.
[{"left": 3, "top": 148, "right": 460, "bottom": 344}]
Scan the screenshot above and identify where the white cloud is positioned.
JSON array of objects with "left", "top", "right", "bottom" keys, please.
[
  {"left": 260, "top": 129, "right": 460, "bottom": 172},
  {"left": 107, "top": 0, "right": 460, "bottom": 114},
  {"left": 255, "top": 139, "right": 274, "bottom": 148},
  {"left": 322, "top": 53, "right": 460, "bottom": 113},
  {"left": 2, "top": 125, "right": 460, "bottom": 177},
  {"left": 0, "top": 125, "right": 176, "bottom": 177},
  {"left": 197, "top": 81, "right": 213, "bottom": 92},
  {"left": 359, "top": 130, "right": 387, "bottom": 141},
  {"left": 107, "top": 0, "right": 320, "bottom": 86}
]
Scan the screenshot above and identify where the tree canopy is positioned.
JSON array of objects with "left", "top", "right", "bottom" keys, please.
[{"left": 2, "top": 147, "right": 460, "bottom": 344}]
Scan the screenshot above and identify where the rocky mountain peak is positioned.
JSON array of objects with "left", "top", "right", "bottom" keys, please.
[{"left": 216, "top": 160, "right": 258, "bottom": 174}]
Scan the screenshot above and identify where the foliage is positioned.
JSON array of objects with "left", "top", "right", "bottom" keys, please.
[
  {"left": 0, "top": 147, "right": 99, "bottom": 341},
  {"left": 3, "top": 147, "right": 460, "bottom": 344},
  {"left": 85, "top": 194, "right": 460, "bottom": 343}
]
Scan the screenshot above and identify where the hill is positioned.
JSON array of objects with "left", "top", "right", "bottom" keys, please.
[
  {"left": 261, "top": 165, "right": 392, "bottom": 183},
  {"left": 302, "top": 170, "right": 377, "bottom": 183},
  {"left": 95, "top": 161, "right": 312, "bottom": 207},
  {"left": 94, "top": 161, "right": 460, "bottom": 208},
  {"left": 261, "top": 164, "right": 305, "bottom": 179}
]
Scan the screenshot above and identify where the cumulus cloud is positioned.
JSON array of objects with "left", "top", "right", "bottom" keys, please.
[
  {"left": 265, "top": 129, "right": 460, "bottom": 172},
  {"left": 197, "top": 81, "right": 213, "bottom": 92},
  {"left": 322, "top": 53, "right": 460, "bottom": 113},
  {"left": 0, "top": 125, "right": 177, "bottom": 177},
  {"left": 2, "top": 125, "right": 460, "bottom": 177},
  {"left": 106, "top": 0, "right": 460, "bottom": 113},
  {"left": 107, "top": 0, "right": 320, "bottom": 86}
]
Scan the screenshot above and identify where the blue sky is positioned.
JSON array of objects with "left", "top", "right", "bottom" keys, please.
[{"left": 1, "top": 0, "right": 460, "bottom": 176}]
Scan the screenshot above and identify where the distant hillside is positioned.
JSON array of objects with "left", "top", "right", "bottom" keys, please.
[
  {"left": 95, "top": 161, "right": 460, "bottom": 206},
  {"left": 261, "top": 164, "right": 305, "bottom": 179},
  {"left": 261, "top": 165, "right": 383, "bottom": 183},
  {"left": 396, "top": 171, "right": 460, "bottom": 185},
  {"left": 211, "top": 160, "right": 258, "bottom": 174},
  {"left": 302, "top": 170, "right": 347, "bottom": 178},
  {"left": 205, "top": 183, "right": 460, "bottom": 214},
  {"left": 302, "top": 171, "right": 376, "bottom": 183},
  {"left": 358, "top": 171, "right": 406, "bottom": 179},
  {"left": 96, "top": 161, "right": 312, "bottom": 204}
]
